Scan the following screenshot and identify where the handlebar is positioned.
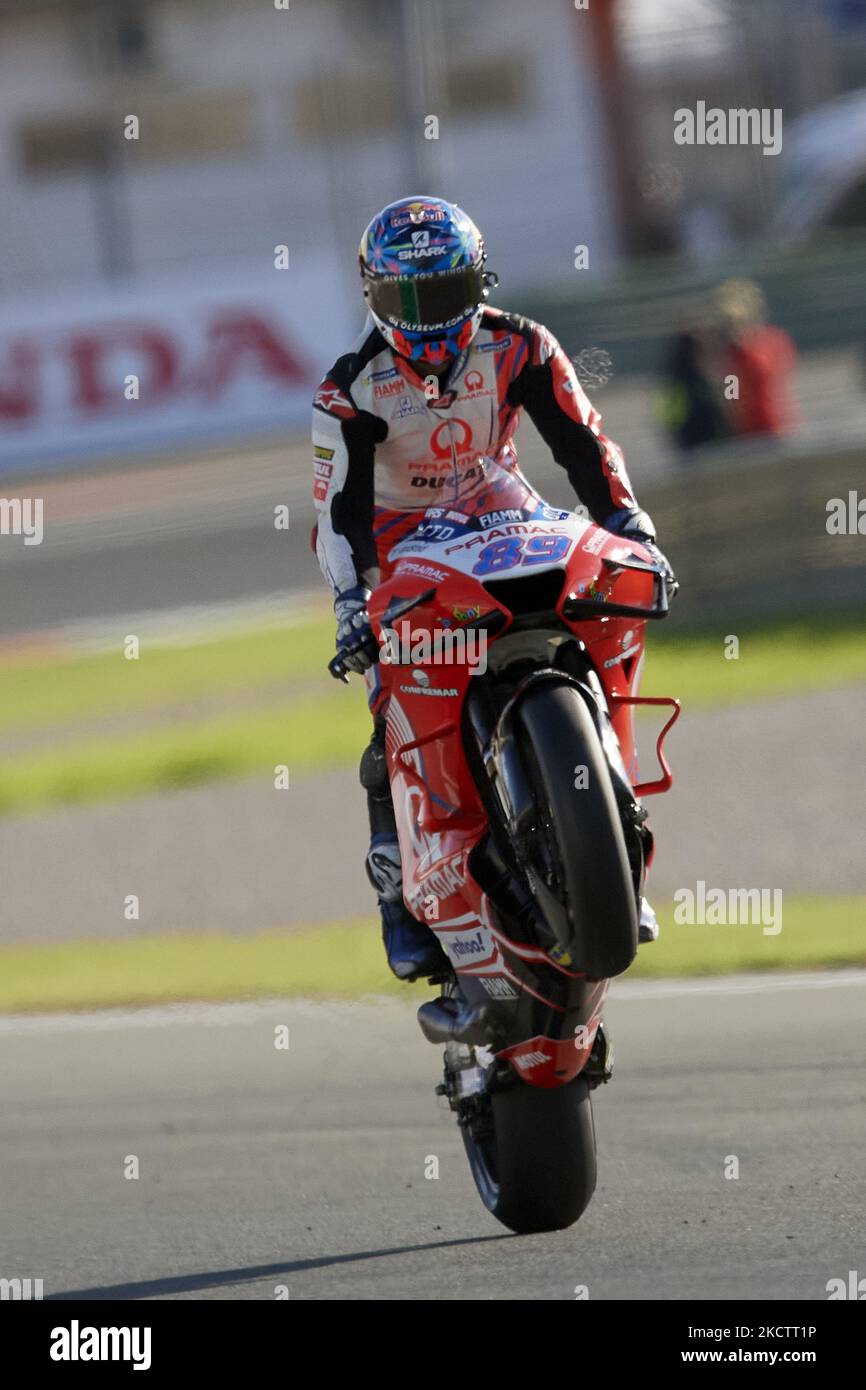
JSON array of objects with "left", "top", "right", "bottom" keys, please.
[
  {"left": 328, "top": 654, "right": 351, "bottom": 683},
  {"left": 328, "top": 631, "right": 381, "bottom": 683}
]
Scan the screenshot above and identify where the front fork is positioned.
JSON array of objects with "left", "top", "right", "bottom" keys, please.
[{"left": 465, "top": 665, "right": 652, "bottom": 911}]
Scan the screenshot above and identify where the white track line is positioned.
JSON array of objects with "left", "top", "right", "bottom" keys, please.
[
  {"left": 608, "top": 968, "right": 866, "bottom": 1001},
  {"left": 0, "top": 969, "right": 864, "bottom": 1035},
  {"left": 2, "top": 589, "right": 328, "bottom": 657}
]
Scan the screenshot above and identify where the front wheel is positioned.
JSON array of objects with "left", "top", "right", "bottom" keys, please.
[
  {"left": 514, "top": 682, "right": 638, "bottom": 979},
  {"left": 462, "top": 1077, "right": 597, "bottom": 1234}
]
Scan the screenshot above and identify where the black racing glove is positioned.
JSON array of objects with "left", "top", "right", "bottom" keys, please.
[{"left": 604, "top": 508, "right": 679, "bottom": 599}]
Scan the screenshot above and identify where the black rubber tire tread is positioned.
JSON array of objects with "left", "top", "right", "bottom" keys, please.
[{"left": 515, "top": 682, "right": 637, "bottom": 978}]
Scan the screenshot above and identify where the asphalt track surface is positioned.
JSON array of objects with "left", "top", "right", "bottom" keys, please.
[{"left": 2, "top": 973, "right": 864, "bottom": 1300}]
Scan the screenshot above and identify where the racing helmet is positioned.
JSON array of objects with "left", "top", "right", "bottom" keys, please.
[{"left": 358, "top": 196, "right": 495, "bottom": 365}]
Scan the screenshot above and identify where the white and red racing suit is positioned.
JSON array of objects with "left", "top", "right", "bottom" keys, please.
[
  {"left": 311, "top": 307, "right": 642, "bottom": 601},
  {"left": 311, "top": 306, "right": 664, "bottom": 954}
]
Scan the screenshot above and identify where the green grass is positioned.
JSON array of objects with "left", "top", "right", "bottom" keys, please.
[
  {"left": 1, "top": 610, "right": 864, "bottom": 817},
  {"left": 642, "top": 611, "right": 866, "bottom": 707},
  {"left": 0, "top": 691, "right": 370, "bottom": 815},
  {"left": 0, "top": 898, "right": 862, "bottom": 1013},
  {"left": 0, "top": 613, "right": 331, "bottom": 734},
  {"left": 3, "top": 609, "right": 864, "bottom": 737},
  {"left": 629, "top": 895, "right": 865, "bottom": 977},
  {"left": 0, "top": 922, "right": 399, "bottom": 1013}
]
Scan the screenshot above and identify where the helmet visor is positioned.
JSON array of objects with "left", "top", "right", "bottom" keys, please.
[{"left": 367, "top": 265, "right": 486, "bottom": 332}]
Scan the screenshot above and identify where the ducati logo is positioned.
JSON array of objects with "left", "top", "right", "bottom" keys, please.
[{"left": 464, "top": 369, "right": 484, "bottom": 391}]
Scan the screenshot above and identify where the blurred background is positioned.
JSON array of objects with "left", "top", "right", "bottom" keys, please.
[{"left": 1, "top": 0, "right": 864, "bottom": 1006}]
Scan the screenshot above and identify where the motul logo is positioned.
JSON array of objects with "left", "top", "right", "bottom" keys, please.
[{"left": 513, "top": 1050, "right": 549, "bottom": 1071}]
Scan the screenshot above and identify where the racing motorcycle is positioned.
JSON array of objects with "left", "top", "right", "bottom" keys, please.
[{"left": 330, "top": 455, "right": 679, "bottom": 1235}]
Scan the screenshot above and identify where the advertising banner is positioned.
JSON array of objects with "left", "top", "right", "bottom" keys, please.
[{"left": 0, "top": 255, "right": 359, "bottom": 476}]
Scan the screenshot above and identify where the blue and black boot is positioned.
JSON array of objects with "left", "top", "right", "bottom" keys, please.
[
  {"left": 361, "top": 723, "right": 448, "bottom": 981},
  {"left": 368, "top": 835, "right": 449, "bottom": 981}
]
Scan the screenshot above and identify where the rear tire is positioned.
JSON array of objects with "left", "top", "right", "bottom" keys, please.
[
  {"left": 515, "top": 682, "right": 637, "bottom": 979},
  {"left": 463, "top": 1078, "right": 596, "bottom": 1234}
]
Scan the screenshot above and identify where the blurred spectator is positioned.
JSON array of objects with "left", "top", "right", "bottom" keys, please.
[
  {"left": 654, "top": 319, "right": 730, "bottom": 457},
  {"left": 715, "top": 279, "right": 797, "bottom": 438}
]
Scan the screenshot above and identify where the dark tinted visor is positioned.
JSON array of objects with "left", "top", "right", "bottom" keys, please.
[{"left": 367, "top": 265, "right": 485, "bottom": 331}]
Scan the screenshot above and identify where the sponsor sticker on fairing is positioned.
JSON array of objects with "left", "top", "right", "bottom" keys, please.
[
  {"left": 582, "top": 528, "right": 609, "bottom": 555},
  {"left": 478, "top": 977, "right": 519, "bottom": 1000},
  {"left": 437, "top": 923, "right": 496, "bottom": 967},
  {"left": 512, "top": 1050, "right": 550, "bottom": 1071},
  {"left": 478, "top": 509, "right": 524, "bottom": 528},
  {"left": 398, "top": 684, "right": 459, "bottom": 698},
  {"left": 603, "top": 642, "right": 641, "bottom": 669},
  {"left": 537, "top": 504, "right": 572, "bottom": 521},
  {"left": 406, "top": 852, "right": 467, "bottom": 916},
  {"left": 393, "top": 561, "right": 449, "bottom": 583}
]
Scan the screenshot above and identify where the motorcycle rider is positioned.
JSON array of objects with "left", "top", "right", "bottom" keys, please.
[{"left": 312, "top": 196, "right": 675, "bottom": 981}]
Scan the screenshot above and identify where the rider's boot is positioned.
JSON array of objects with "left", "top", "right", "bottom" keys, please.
[
  {"left": 361, "top": 724, "right": 449, "bottom": 982},
  {"left": 368, "top": 835, "right": 449, "bottom": 981}
]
